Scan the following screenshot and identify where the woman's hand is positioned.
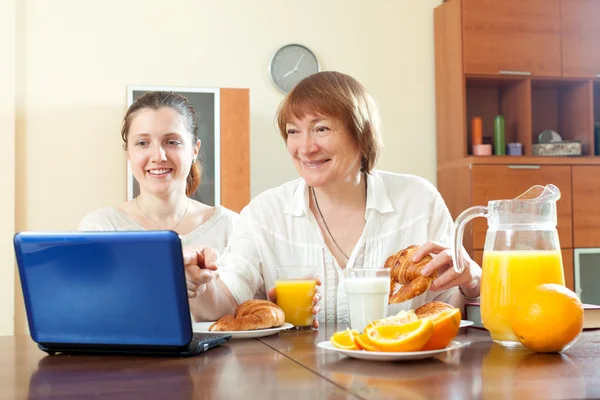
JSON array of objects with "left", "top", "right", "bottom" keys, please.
[
  {"left": 411, "top": 242, "right": 481, "bottom": 298},
  {"left": 182, "top": 246, "right": 219, "bottom": 298},
  {"left": 267, "top": 276, "right": 323, "bottom": 329}
]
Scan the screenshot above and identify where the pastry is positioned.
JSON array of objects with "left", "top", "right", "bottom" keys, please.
[
  {"left": 414, "top": 301, "right": 456, "bottom": 319},
  {"left": 384, "top": 244, "right": 439, "bottom": 304},
  {"left": 208, "top": 300, "right": 285, "bottom": 332}
]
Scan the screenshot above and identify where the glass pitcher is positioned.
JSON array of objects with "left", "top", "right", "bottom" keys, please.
[{"left": 452, "top": 184, "right": 565, "bottom": 347}]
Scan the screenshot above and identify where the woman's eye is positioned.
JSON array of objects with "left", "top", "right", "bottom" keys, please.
[
  {"left": 315, "top": 126, "right": 330, "bottom": 133},
  {"left": 167, "top": 140, "right": 182, "bottom": 146},
  {"left": 287, "top": 129, "right": 298, "bottom": 135},
  {"left": 135, "top": 140, "right": 148, "bottom": 146}
]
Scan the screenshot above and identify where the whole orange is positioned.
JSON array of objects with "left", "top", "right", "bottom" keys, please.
[{"left": 511, "top": 283, "right": 583, "bottom": 353}]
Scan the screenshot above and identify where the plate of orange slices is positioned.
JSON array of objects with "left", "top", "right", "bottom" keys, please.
[{"left": 317, "top": 302, "right": 470, "bottom": 361}]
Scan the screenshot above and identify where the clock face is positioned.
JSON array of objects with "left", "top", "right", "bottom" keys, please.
[{"left": 269, "top": 44, "right": 320, "bottom": 93}]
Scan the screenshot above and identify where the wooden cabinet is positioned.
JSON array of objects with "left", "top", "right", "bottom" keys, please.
[
  {"left": 471, "top": 165, "right": 573, "bottom": 249},
  {"left": 573, "top": 166, "right": 600, "bottom": 247},
  {"left": 561, "top": 0, "right": 600, "bottom": 78},
  {"left": 435, "top": 0, "right": 600, "bottom": 296},
  {"left": 462, "top": 0, "right": 562, "bottom": 77}
]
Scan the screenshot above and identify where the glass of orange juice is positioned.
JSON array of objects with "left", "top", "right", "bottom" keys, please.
[{"left": 275, "top": 266, "right": 318, "bottom": 330}]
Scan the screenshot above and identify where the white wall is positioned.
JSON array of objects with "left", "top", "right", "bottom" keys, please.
[{"left": 8, "top": 0, "right": 442, "bottom": 334}]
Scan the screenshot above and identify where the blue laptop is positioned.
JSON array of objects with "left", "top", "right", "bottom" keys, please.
[{"left": 13, "top": 230, "right": 231, "bottom": 356}]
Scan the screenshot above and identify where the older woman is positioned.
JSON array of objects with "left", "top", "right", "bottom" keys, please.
[{"left": 188, "top": 71, "right": 482, "bottom": 326}]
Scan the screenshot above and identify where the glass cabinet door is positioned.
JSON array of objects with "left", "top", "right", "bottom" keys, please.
[{"left": 575, "top": 249, "right": 600, "bottom": 305}]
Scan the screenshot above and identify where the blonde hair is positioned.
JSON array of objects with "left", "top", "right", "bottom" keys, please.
[{"left": 275, "top": 71, "right": 382, "bottom": 173}]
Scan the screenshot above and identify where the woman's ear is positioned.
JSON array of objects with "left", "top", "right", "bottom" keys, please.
[{"left": 193, "top": 139, "right": 201, "bottom": 160}]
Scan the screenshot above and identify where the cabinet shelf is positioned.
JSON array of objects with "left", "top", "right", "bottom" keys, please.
[
  {"left": 466, "top": 77, "right": 531, "bottom": 155},
  {"left": 531, "top": 79, "right": 594, "bottom": 155},
  {"left": 465, "top": 76, "right": 596, "bottom": 157}
]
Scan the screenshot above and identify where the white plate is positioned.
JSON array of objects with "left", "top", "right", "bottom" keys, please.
[
  {"left": 317, "top": 340, "right": 468, "bottom": 361},
  {"left": 460, "top": 320, "right": 474, "bottom": 328},
  {"left": 193, "top": 322, "right": 294, "bottom": 339}
]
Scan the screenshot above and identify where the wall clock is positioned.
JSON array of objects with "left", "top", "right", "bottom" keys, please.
[{"left": 269, "top": 44, "right": 320, "bottom": 93}]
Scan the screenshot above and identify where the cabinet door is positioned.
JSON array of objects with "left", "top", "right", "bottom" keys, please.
[
  {"left": 462, "top": 0, "right": 562, "bottom": 77},
  {"left": 561, "top": 0, "right": 600, "bottom": 78},
  {"left": 471, "top": 165, "right": 573, "bottom": 249},
  {"left": 572, "top": 166, "right": 600, "bottom": 247}
]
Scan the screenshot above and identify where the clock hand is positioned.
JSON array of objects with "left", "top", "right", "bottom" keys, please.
[
  {"left": 293, "top": 53, "right": 306, "bottom": 70},
  {"left": 282, "top": 68, "right": 297, "bottom": 78},
  {"left": 282, "top": 53, "right": 307, "bottom": 79}
]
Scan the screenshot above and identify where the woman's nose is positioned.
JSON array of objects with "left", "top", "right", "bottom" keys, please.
[
  {"left": 298, "top": 133, "right": 319, "bottom": 155},
  {"left": 150, "top": 144, "right": 167, "bottom": 162}
]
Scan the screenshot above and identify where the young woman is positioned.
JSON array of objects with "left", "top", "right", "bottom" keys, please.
[{"left": 79, "top": 92, "right": 240, "bottom": 315}]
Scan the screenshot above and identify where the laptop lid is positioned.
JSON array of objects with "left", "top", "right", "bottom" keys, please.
[{"left": 14, "top": 231, "right": 193, "bottom": 348}]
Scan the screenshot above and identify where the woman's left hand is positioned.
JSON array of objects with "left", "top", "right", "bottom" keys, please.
[{"left": 411, "top": 242, "right": 481, "bottom": 298}]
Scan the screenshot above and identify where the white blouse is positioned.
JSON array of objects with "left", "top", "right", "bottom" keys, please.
[
  {"left": 78, "top": 205, "right": 240, "bottom": 252},
  {"left": 218, "top": 170, "right": 459, "bottom": 323}
]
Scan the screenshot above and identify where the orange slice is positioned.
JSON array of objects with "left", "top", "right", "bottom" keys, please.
[
  {"left": 364, "top": 310, "right": 418, "bottom": 333},
  {"left": 366, "top": 319, "right": 434, "bottom": 352},
  {"left": 354, "top": 332, "right": 378, "bottom": 351},
  {"left": 331, "top": 329, "right": 360, "bottom": 350},
  {"left": 420, "top": 308, "right": 461, "bottom": 351}
]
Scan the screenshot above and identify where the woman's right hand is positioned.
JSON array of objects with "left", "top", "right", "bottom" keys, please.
[{"left": 182, "top": 246, "right": 219, "bottom": 298}]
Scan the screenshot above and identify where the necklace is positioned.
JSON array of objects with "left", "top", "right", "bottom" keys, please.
[
  {"left": 136, "top": 196, "right": 190, "bottom": 231},
  {"left": 312, "top": 176, "right": 367, "bottom": 261}
]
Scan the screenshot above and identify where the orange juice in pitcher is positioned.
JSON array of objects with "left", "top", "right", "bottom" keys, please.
[
  {"left": 453, "top": 184, "right": 565, "bottom": 347},
  {"left": 481, "top": 250, "right": 565, "bottom": 343}
]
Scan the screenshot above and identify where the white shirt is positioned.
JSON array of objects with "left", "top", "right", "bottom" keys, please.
[
  {"left": 218, "top": 170, "right": 458, "bottom": 323},
  {"left": 78, "top": 205, "right": 240, "bottom": 252}
]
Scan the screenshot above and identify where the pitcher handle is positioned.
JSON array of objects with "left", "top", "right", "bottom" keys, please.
[{"left": 452, "top": 206, "right": 488, "bottom": 274}]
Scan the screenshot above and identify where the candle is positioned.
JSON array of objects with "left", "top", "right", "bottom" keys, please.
[
  {"left": 494, "top": 115, "right": 506, "bottom": 155},
  {"left": 472, "top": 117, "right": 483, "bottom": 146}
]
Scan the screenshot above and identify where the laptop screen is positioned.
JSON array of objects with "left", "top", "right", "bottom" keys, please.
[{"left": 14, "top": 231, "right": 192, "bottom": 347}]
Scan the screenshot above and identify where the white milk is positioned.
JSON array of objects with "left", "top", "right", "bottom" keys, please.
[{"left": 344, "top": 277, "right": 390, "bottom": 332}]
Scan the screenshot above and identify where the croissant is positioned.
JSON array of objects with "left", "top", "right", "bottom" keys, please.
[
  {"left": 414, "top": 301, "right": 456, "bottom": 319},
  {"left": 208, "top": 300, "right": 285, "bottom": 332},
  {"left": 384, "top": 245, "right": 438, "bottom": 304}
]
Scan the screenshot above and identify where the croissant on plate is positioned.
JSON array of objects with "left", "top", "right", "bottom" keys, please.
[
  {"left": 384, "top": 244, "right": 439, "bottom": 304},
  {"left": 208, "top": 300, "right": 286, "bottom": 332}
]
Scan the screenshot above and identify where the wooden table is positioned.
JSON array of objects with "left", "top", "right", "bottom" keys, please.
[{"left": 2, "top": 325, "right": 600, "bottom": 399}]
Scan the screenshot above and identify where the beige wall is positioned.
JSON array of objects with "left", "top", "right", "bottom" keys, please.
[
  {"left": 7, "top": 0, "right": 442, "bottom": 334},
  {"left": 1, "top": 0, "right": 16, "bottom": 336}
]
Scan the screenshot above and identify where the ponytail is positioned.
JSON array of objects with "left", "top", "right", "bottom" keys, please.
[{"left": 186, "top": 160, "right": 201, "bottom": 197}]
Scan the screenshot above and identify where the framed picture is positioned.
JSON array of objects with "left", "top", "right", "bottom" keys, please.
[{"left": 125, "top": 86, "right": 221, "bottom": 206}]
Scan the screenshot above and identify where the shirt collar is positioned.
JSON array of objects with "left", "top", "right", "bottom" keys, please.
[
  {"left": 366, "top": 170, "right": 395, "bottom": 214},
  {"left": 282, "top": 170, "right": 395, "bottom": 217},
  {"left": 283, "top": 179, "right": 309, "bottom": 217}
]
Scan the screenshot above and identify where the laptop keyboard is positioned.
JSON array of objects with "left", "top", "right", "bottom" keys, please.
[{"left": 192, "top": 333, "right": 230, "bottom": 342}]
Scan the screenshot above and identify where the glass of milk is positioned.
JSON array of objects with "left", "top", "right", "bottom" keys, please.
[{"left": 343, "top": 268, "right": 390, "bottom": 332}]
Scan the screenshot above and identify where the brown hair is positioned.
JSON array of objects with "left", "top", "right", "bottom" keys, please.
[
  {"left": 121, "top": 91, "right": 201, "bottom": 196},
  {"left": 275, "top": 71, "right": 382, "bottom": 173}
]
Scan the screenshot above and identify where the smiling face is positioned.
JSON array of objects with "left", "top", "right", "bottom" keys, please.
[
  {"left": 127, "top": 107, "right": 200, "bottom": 196},
  {"left": 286, "top": 114, "right": 362, "bottom": 188}
]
